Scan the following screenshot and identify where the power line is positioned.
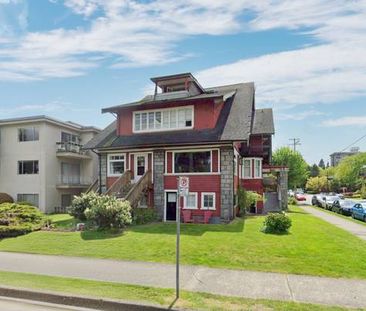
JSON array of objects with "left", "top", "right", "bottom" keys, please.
[
  {"left": 340, "top": 133, "right": 366, "bottom": 152},
  {"left": 288, "top": 138, "right": 301, "bottom": 152}
]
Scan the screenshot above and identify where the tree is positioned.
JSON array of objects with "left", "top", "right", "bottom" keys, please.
[
  {"left": 306, "top": 176, "right": 328, "bottom": 193},
  {"left": 272, "top": 147, "right": 309, "bottom": 189},
  {"left": 318, "top": 159, "right": 325, "bottom": 169},
  {"left": 334, "top": 152, "right": 366, "bottom": 191},
  {"left": 310, "top": 164, "right": 320, "bottom": 177}
]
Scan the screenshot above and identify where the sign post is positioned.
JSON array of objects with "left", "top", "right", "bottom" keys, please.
[{"left": 176, "top": 176, "right": 189, "bottom": 299}]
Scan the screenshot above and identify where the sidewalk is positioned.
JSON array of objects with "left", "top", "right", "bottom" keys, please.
[
  {"left": 0, "top": 251, "right": 366, "bottom": 309},
  {"left": 301, "top": 203, "right": 366, "bottom": 241}
]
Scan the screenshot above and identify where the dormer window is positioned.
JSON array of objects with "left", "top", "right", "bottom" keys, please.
[{"left": 133, "top": 106, "right": 193, "bottom": 133}]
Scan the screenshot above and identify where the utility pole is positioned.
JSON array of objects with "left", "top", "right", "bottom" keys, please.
[{"left": 288, "top": 138, "right": 301, "bottom": 152}]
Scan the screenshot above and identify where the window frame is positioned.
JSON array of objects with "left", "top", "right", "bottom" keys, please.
[
  {"left": 201, "top": 192, "right": 216, "bottom": 210},
  {"left": 173, "top": 150, "right": 212, "bottom": 174},
  {"left": 133, "top": 106, "right": 194, "bottom": 133},
  {"left": 18, "top": 160, "right": 39, "bottom": 175},
  {"left": 107, "top": 153, "right": 126, "bottom": 177},
  {"left": 18, "top": 127, "right": 39, "bottom": 142},
  {"left": 242, "top": 158, "right": 262, "bottom": 179},
  {"left": 183, "top": 192, "right": 198, "bottom": 210}
]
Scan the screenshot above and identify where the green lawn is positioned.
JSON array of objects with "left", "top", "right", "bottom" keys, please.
[
  {"left": 0, "top": 271, "right": 354, "bottom": 311},
  {"left": 1, "top": 206, "right": 366, "bottom": 279}
]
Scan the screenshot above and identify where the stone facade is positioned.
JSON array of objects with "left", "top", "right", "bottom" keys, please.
[
  {"left": 153, "top": 150, "right": 165, "bottom": 220},
  {"left": 220, "top": 146, "right": 234, "bottom": 221},
  {"left": 100, "top": 153, "right": 107, "bottom": 193}
]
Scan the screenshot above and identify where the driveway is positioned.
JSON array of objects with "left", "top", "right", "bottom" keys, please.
[{"left": 0, "top": 251, "right": 366, "bottom": 309}]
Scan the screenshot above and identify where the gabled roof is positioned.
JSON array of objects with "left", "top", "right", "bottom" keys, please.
[
  {"left": 252, "top": 109, "right": 275, "bottom": 135},
  {"left": 86, "top": 81, "right": 270, "bottom": 150}
]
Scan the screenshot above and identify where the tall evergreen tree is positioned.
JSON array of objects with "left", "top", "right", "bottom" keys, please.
[{"left": 318, "top": 159, "right": 325, "bottom": 169}]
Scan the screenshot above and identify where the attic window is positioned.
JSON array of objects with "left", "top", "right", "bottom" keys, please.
[
  {"left": 164, "top": 85, "right": 186, "bottom": 93},
  {"left": 133, "top": 106, "right": 193, "bottom": 133}
]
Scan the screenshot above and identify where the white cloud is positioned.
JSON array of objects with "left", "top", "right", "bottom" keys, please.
[
  {"left": 321, "top": 116, "right": 366, "bottom": 127},
  {"left": 276, "top": 110, "right": 325, "bottom": 121},
  {"left": 0, "top": 0, "right": 365, "bottom": 115}
]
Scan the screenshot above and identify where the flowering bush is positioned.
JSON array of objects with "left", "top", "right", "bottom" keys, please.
[
  {"left": 68, "top": 192, "right": 100, "bottom": 220},
  {"left": 262, "top": 212, "right": 292, "bottom": 234},
  {"left": 81, "top": 194, "right": 132, "bottom": 229}
]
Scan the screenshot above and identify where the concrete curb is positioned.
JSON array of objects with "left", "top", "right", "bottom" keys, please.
[{"left": 0, "top": 286, "right": 172, "bottom": 311}]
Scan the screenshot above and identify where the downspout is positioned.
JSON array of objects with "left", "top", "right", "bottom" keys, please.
[{"left": 91, "top": 149, "right": 102, "bottom": 195}]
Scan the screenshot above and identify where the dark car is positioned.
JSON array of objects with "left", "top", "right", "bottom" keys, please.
[{"left": 332, "top": 200, "right": 355, "bottom": 216}]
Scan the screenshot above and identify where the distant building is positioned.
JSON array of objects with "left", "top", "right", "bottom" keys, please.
[
  {"left": 0, "top": 116, "right": 100, "bottom": 213},
  {"left": 330, "top": 148, "right": 360, "bottom": 166}
]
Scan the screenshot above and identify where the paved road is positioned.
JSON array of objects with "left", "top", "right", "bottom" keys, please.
[
  {"left": 0, "top": 297, "right": 98, "bottom": 311},
  {"left": 0, "top": 252, "right": 366, "bottom": 309},
  {"left": 301, "top": 195, "right": 366, "bottom": 241}
]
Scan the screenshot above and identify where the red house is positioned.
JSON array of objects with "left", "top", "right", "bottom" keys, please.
[{"left": 85, "top": 73, "right": 277, "bottom": 222}]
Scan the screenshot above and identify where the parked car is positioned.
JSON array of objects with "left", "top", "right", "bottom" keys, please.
[
  {"left": 320, "top": 196, "right": 339, "bottom": 210},
  {"left": 295, "top": 192, "right": 306, "bottom": 201},
  {"left": 351, "top": 203, "right": 366, "bottom": 221},
  {"left": 288, "top": 190, "right": 295, "bottom": 197},
  {"left": 332, "top": 200, "right": 355, "bottom": 216}
]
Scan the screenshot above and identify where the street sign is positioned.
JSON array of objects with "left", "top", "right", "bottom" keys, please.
[
  {"left": 178, "top": 176, "right": 189, "bottom": 197},
  {"left": 176, "top": 176, "right": 189, "bottom": 300}
]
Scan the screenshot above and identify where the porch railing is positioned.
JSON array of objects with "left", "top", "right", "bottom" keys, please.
[
  {"left": 105, "top": 170, "right": 132, "bottom": 196},
  {"left": 57, "top": 175, "right": 92, "bottom": 186},
  {"left": 86, "top": 178, "right": 99, "bottom": 193},
  {"left": 125, "top": 170, "right": 152, "bottom": 208},
  {"left": 56, "top": 142, "right": 86, "bottom": 155}
]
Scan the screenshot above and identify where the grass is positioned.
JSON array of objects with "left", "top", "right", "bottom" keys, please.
[
  {"left": 48, "top": 214, "right": 77, "bottom": 230},
  {"left": 307, "top": 205, "right": 366, "bottom": 227},
  {"left": 1, "top": 206, "right": 366, "bottom": 279},
  {"left": 0, "top": 270, "right": 356, "bottom": 311}
]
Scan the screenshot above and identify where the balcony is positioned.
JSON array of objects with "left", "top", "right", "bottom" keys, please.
[
  {"left": 56, "top": 175, "right": 92, "bottom": 189},
  {"left": 56, "top": 142, "right": 92, "bottom": 160}
]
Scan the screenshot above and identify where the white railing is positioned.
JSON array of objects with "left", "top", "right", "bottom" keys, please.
[{"left": 56, "top": 142, "right": 86, "bottom": 155}]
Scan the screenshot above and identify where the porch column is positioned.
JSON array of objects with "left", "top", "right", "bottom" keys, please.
[
  {"left": 220, "top": 146, "right": 234, "bottom": 221},
  {"left": 100, "top": 153, "right": 107, "bottom": 193},
  {"left": 153, "top": 149, "right": 165, "bottom": 220}
]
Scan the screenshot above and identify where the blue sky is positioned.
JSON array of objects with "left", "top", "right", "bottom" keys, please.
[{"left": 0, "top": 0, "right": 365, "bottom": 165}]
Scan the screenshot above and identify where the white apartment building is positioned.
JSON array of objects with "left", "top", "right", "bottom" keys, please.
[{"left": 0, "top": 116, "right": 100, "bottom": 213}]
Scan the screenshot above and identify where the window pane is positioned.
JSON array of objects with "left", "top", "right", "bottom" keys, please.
[
  {"left": 18, "top": 160, "right": 38, "bottom": 174},
  {"left": 174, "top": 151, "right": 211, "bottom": 173},
  {"left": 19, "top": 128, "right": 39, "bottom": 142},
  {"left": 109, "top": 155, "right": 125, "bottom": 175},
  {"left": 162, "top": 111, "right": 169, "bottom": 128},
  {"left": 141, "top": 113, "right": 147, "bottom": 130},
  {"left": 134, "top": 113, "right": 141, "bottom": 131},
  {"left": 244, "top": 159, "right": 251, "bottom": 177},
  {"left": 17, "top": 194, "right": 39, "bottom": 207},
  {"left": 186, "top": 193, "right": 196, "bottom": 208},
  {"left": 155, "top": 112, "right": 161, "bottom": 129},
  {"left": 177, "top": 109, "right": 185, "bottom": 128},
  {"left": 170, "top": 110, "right": 177, "bottom": 128},
  {"left": 148, "top": 112, "right": 155, "bottom": 129},
  {"left": 185, "top": 108, "right": 192, "bottom": 127}
]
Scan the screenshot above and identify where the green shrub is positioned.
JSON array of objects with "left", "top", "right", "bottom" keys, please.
[
  {"left": 237, "top": 186, "right": 261, "bottom": 216},
  {"left": 262, "top": 213, "right": 292, "bottom": 234},
  {"left": 68, "top": 192, "right": 100, "bottom": 220},
  {"left": 288, "top": 196, "right": 297, "bottom": 206},
  {"left": 132, "top": 208, "right": 158, "bottom": 225},
  {"left": 83, "top": 194, "right": 132, "bottom": 229},
  {"left": 16, "top": 201, "right": 34, "bottom": 206},
  {"left": 0, "top": 203, "right": 46, "bottom": 238}
]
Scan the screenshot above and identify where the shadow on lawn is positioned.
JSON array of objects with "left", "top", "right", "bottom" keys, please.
[{"left": 129, "top": 218, "right": 245, "bottom": 236}]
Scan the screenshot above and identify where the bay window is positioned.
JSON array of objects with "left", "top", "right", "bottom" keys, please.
[
  {"left": 242, "top": 158, "right": 262, "bottom": 179},
  {"left": 174, "top": 151, "right": 211, "bottom": 173},
  {"left": 243, "top": 159, "right": 252, "bottom": 178},
  {"left": 133, "top": 106, "right": 193, "bottom": 132},
  {"left": 254, "top": 159, "right": 262, "bottom": 178}
]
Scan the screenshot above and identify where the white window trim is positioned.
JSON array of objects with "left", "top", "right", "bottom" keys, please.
[
  {"left": 18, "top": 127, "right": 39, "bottom": 142},
  {"left": 254, "top": 158, "right": 262, "bottom": 179},
  {"left": 107, "top": 153, "right": 126, "bottom": 177},
  {"left": 172, "top": 149, "right": 213, "bottom": 175},
  {"left": 242, "top": 157, "right": 262, "bottom": 179},
  {"left": 201, "top": 192, "right": 216, "bottom": 210},
  {"left": 183, "top": 192, "right": 198, "bottom": 210},
  {"left": 132, "top": 105, "right": 194, "bottom": 133}
]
